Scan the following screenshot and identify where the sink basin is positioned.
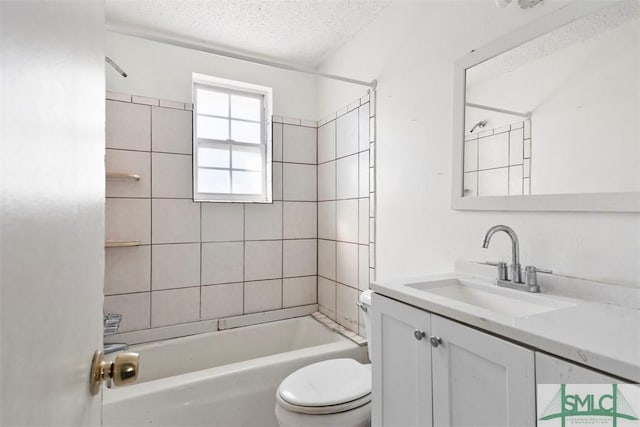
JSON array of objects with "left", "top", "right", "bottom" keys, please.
[{"left": 405, "top": 278, "right": 574, "bottom": 319}]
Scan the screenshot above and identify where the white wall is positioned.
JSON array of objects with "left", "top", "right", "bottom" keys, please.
[
  {"left": 106, "top": 32, "right": 318, "bottom": 120},
  {"left": 317, "top": 1, "right": 640, "bottom": 286}
]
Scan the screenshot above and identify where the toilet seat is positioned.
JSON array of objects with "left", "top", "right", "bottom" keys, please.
[{"left": 277, "top": 358, "right": 372, "bottom": 415}]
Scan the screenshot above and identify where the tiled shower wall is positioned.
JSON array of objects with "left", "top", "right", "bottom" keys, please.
[
  {"left": 463, "top": 119, "right": 532, "bottom": 197},
  {"left": 104, "top": 93, "right": 319, "bottom": 334},
  {"left": 317, "top": 95, "right": 375, "bottom": 335}
]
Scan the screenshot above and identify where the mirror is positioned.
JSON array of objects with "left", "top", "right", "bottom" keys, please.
[{"left": 452, "top": 1, "right": 640, "bottom": 212}]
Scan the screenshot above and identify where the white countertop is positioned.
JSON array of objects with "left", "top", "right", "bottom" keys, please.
[{"left": 371, "top": 263, "right": 640, "bottom": 382}]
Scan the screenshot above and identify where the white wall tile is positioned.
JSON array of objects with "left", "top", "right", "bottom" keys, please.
[
  {"left": 318, "top": 120, "right": 336, "bottom": 163},
  {"left": 244, "top": 240, "right": 282, "bottom": 281},
  {"left": 359, "top": 151, "right": 369, "bottom": 197},
  {"left": 369, "top": 218, "right": 375, "bottom": 244},
  {"left": 151, "top": 287, "right": 200, "bottom": 327},
  {"left": 201, "top": 283, "right": 243, "bottom": 320},
  {"left": 151, "top": 243, "right": 200, "bottom": 290},
  {"left": 106, "top": 149, "right": 150, "bottom": 198},
  {"left": 336, "top": 154, "right": 359, "bottom": 200},
  {"left": 283, "top": 202, "right": 317, "bottom": 239},
  {"left": 370, "top": 167, "right": 375, "bottom": 193},
  {"left": 201, "top": 242, "right": 244, "bottom": 285},
  {"left": 152, "top": 106, "right": 192, "bottom": 154},
  {"left": 369, "top": 117, "right": 375, "bottom": 143},
  {"left": 159, "top": 99, "right": 185, "bottom": 110},
  {"left": 106, "top": 198, "right": 151, "bottom": 244},
  {"left": 283, "top": 124, "right": 316, "bottom": 164},
  {"left": 336, "top": 108, "right": 359, "bottom": 158},
  {"left": 358, "top": 198, "right": 369, "bottom": 244},
  {"left": 245, "top": 201, "right": 282, "bottom": 240},
  {"left": 336, "top": 283, "right": 359, "bottom": 332},
  {"left": 283, "top": 163, "right": 317, "bottom": 201},
  {"left": 464, "top": 172, "right": 478, "bottom": 197},
  {"left": 359, "top": 104, "right": 370, "bottom": 152},
  {"left": 524, "top": 139, "right": 531, "bottom": 159},
  {"left": 478, "top": 168, "right": 509, "bottom": 197},
  {"left": 283, "top": 276, "right": 317, "bottom": 308},
  {"left": 244, "top": 279, "right": 282, "bottom": 314},
  {"left": 337, "top": 199, "right": 358, "bottom": 243},
  {"left": 273, "top": 162, "right": 283, "bottom": 201},
  {"left": 272, "top": 123, "right": 283, "bottom": 162},
  {"left": 358, "top": 245, "right": 369, "bottom": 291},
  {"left": 106, "top": 101, "right": 151, "bottom": 151},
  {"left": 151, "top": 153, "right": 192, "bottom": 198},
  {"left": 478, "top": 132, "right": 509, "bottom": 170},
  {"left": 318, "top": 201, "right": 336, "bottom": 240},
  {"left": 509, "top": 130, "right": 524, "bottom": 166},
  {"left": 524, "top": 158, "right": 531, "bottom": 177},
  {"left": 151, "top": 199, "right": 200, "bottom": 244},
  {"left": 464, "top": 140, "right": 478, "bottom": 172},
  {"left": 105, "top": 246, "right": 151, "bottom": 295},
  {"left": 283, "top": 239, "right": 317, "bottom": 277},
  {"left": 201, "top": 203, "right": 244, "bottom": 242},
  {"left": 318, "top": 161, "right": 336, "bottom": 201},
  {"left": 524, "top": 120, "right": 531, "bottom": 139},
  {"left": 318, "top": 239, "right": 336, "bottom": 280},
  {"left": 106, "top": 91, "right": 131, "bottom": 102},
  {"left": 104, "top": 293, "right": 150, "bottom": 332},
  {"left": 509, "top": 165, "right": 524, "bottom": 196},
  {"left": 318, "top": 277, "right": 336, "bottom": 320},
  {"left": 132, "top": 95, "right": 159, "bottom": 106},
  {"left": 337, "top": 242, "right": 358, "bottom": 288}
]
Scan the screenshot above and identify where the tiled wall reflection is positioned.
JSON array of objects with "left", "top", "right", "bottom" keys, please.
[
  {"left": 463, "top": 119, "right": 531, "bottom": 197},
  {"left": 104, "top": 93, "right": 318, "bottom": 333},
  {"left": 317, "top": 94, "right": 376, "bottom": 335}
]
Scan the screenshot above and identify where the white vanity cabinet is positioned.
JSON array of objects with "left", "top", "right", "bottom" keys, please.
[
  {"left": 371, "top": 292, "right": 433, "bottom": 427},
  {"left": 372, "top": 293, "right": 536, "bottom": 427}
]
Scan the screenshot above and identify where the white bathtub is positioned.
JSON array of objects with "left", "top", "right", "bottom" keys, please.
[{"left": 103, "top": 316, "right": 368, "bottom": 427}]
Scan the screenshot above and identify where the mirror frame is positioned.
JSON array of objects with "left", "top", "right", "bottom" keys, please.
[{"left": 451, "top": 2, "right": 640, "bottom": 213}]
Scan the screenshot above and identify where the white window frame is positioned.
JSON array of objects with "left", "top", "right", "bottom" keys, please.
[{"left": 192, "top": 73, "right": 273, "bottom": 203}]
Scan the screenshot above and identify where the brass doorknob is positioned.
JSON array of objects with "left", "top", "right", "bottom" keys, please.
[{"left": 90, "top": 350, "right": 139, "bottom": 395}]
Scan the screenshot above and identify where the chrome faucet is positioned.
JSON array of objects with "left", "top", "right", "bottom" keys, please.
[
  {"left": 482, "top": 225, "right": 551, "bottom": 293},
  {"left": 482, "top": 225, "right": 523, "bottom": 284}
]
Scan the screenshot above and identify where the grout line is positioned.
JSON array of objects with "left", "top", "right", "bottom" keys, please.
[{"left": 149, "top": 104, "right": 154, "bottom": 329}]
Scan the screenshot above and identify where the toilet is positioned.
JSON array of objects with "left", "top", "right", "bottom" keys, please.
[{"left": 275, "top": 290, "right": 373, "bottom": 427}]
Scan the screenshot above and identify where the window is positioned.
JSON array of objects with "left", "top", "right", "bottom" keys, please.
[{"left": 193, "top": 73, "right": 273, "bottom": 202}]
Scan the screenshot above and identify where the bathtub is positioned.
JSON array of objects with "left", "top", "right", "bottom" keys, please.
[{"left": 103, "top": 316, "right": 368, "bottom": 427}]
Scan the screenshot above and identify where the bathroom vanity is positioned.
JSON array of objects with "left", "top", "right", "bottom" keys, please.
[{"left": 370, "top": 263, "right": 639, "bottom": 427}]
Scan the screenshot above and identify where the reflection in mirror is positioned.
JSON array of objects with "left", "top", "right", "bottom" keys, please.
[{"left": 463, "top": 0, "right": 639, "bottom": 198}]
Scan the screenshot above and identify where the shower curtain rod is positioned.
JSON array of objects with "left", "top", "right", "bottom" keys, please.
[
  {"left": 466, "top": 102, "right": 531, "bottom": 119},
  {"left": 107, "top": 26, "right": 377, "bottom": 90}
]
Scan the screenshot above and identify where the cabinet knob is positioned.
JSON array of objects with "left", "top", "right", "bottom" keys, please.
[
  {"left": 429, "top": 336, "right": 443, "bottom": 348},
  {"left": 414, "top": 329, "right": 426, "bottom": 340}
]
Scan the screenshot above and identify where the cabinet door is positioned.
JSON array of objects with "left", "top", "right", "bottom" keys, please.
[
  {"left": 431, "top": 315, "right": 535, "bottom": 427},
  {"left": 372, "top": 294, "right": 432, "bottom": 427}
]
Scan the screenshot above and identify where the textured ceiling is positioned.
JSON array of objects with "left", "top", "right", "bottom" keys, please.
[
  {"left": 106, "top": 0, "right": 390, "bottom": 67},
  {"left": 468, "top": 0, "right": 639, "bottom": 88}
]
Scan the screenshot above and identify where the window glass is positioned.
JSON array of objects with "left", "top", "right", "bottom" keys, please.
[{"left": 196, "top": 89, "right": 228, "bottom": 116}]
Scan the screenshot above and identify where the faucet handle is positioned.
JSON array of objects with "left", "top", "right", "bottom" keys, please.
[
  {"left": 524, "top": 266, "right": 552, "bottom": 290},
  {"left": 485, "top": 261, "right": 509, "bottom": 281}
]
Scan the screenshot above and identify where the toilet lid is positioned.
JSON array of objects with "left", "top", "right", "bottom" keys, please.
[{"left": 278, "top": 359, "right": 371, "bottom": 407}]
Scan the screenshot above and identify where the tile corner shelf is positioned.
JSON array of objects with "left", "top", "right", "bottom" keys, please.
[
  {"left": 105, "top": 240, "right": 141, "bottom": 248},
  {"left": 106, "top": 172, "right": 141, "bottom": 181}
]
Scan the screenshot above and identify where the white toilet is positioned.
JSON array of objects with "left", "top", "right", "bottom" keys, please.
[{"left": 275, "top": 290, "right": 373, "bottom": 427}]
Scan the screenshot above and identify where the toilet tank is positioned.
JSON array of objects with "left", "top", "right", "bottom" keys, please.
[{"left": 358, "top": 290, "right": 373, "bottom": 361}]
